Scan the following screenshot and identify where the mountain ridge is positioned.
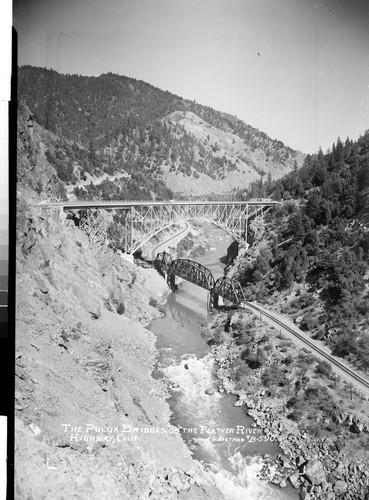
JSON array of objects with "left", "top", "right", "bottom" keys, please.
[{"left": 18, "top": 65, "right": 305, "bottom": 199}]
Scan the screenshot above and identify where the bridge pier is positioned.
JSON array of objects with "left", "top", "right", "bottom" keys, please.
[
  {"left": 79, "top": 209, "right": 107, "bottom": 244},
  {"left": 167, "top": 272, "right": 178, "bottom": 293},
  {"left": 208, "top": 291, "right": 219, "bottom": 311}
]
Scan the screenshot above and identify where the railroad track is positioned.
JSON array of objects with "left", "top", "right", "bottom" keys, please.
[{"left": 240, "top": 300, "right": 369, "bottom": 395}]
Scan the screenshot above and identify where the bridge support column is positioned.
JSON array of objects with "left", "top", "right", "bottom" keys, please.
[
  {"left": 167, "top": 272, "right": 178, "bottom": 292},
  {"left": 79, "top": 209, "right": 107, "bottom": 245},
  {"left": 208, "top": 292, "right": 219, "bottom": 311}
]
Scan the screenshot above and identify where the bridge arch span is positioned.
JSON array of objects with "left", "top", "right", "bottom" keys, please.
[
  {"left": 210, "top": 277, "right": 245, "bottom": 309},
  {"left": 167, "top": 258, "right": 215, "bottom": 293}
]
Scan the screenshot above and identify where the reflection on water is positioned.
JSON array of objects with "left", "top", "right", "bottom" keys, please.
[{"left": 166, "top": 291, "right": 207, "bottom": 330}]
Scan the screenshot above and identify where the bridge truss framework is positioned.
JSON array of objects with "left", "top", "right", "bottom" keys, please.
[
  {"left": 155, "top": 251, "right": 245, "bottom": 310},
  {"left": 50, "top": 199, "right": 278, "bottom": 252}
]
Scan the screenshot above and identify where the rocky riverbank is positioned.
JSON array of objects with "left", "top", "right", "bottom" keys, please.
[
  {"left": 15, "top": 198, "right": 225, "bottom": 499},
  {"left": 202, "top": 310, "right": 369, "bottom": 500}
]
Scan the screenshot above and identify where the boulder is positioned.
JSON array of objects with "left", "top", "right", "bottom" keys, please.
[
  {"left": 29, "top": 423, "right": 41, "bottom": 436},
  {"left": 295, "top": 315, "right": 304, "bottom": 325},
  {"left": 299, "top": 490, "right": 310, "bottom": 500},
  {"left": 348, "top": 463, "right": 356, "bottom": 476},
  {"left": 38, "top": 281, "right": 49, "bottom": 294},
  {"left": 332, "top": 411, "right": 345, "bottom": 424},
  {"left": 321, "top": 480, "right": 329, "bottom": 492},
  {"left": 280, "top": 455, "right": 294, "bottom": 469},
  {"left": 334, "top": 463, "right": 345, "bottom": 478},
  {"left": 333, "top": 480, "right": 347, "bottom": 495},
  {"left": 312, "top": 485, "right": 321, "bottom": 495},
  {"left": 167, "top": 472, "right": 191, "bottom": 492},
  {"left": 345, "top": 414, "right": 353, "bottom": 426},
  {"left": 289, "top": 471, "right": 300, "bottom": 489},
  {"left": 351, "top": 419, "right": 364, "bottom": 433},
  {"left": 205, "top": 388, "right": 215, "bottom": 396},
  {"left": 304, "top": 458, "right": 326, "bottom": 485},
  {"left": 271, "top": 474, "right": 284, "bottom": 485}
]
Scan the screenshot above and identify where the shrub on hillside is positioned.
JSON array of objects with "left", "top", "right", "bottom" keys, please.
[
  {"left": 315, "top": 360, "right": 333, "bottom": 377},
  {"left": 300, "top": 314, "right": 319, "bottom": 331},
  {"left": 289, "top": 292, "right": 316, "bottom": 311},
  {"left": 210, "top": 326, "right": 228, "bottom": 345},
  {"left": 261, "top": 363, "right": 288, "bottom": 387},
  {"left": 240, "top": 346, "right": 267, "bottom": 369}
]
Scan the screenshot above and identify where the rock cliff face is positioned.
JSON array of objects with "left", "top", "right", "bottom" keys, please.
[
  {"left": 15, "top": 106, "right": 224, "bottom": 498},
  {"left": 17, "top": 101, "right": 67, "bottom": 200},
  {"left": 16, "top": 202, "right": 224, "bottom": 499}
]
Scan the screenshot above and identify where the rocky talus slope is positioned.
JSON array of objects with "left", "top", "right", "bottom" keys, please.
[{"left": 15, "top": 200, "right": 224, "bottom": 499}]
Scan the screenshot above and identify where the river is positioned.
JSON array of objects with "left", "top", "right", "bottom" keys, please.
[{"left": 149, "top": 223, "right": 298, "bottom": 500}]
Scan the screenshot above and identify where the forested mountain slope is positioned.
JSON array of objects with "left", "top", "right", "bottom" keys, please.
[
  {"left": 18, "top": 66, "right": 304, "bottom": 199},
  {"left": 230, "top": 133, "right": 369, "bottom": 371}
]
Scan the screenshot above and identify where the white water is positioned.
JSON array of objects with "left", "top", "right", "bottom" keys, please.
[
  {"left": 209, "top": 454, "right": 278, "bottom": 500},
  {"left": 150, "top": 223, "right": 298, "bottom": 499}
]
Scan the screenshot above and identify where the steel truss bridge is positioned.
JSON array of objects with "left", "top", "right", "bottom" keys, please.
[
  {"left": 155, "top": 251, "right": 245, "bottom": 310},
  {"left": 39, "top": 199, "right": 278, "bottom": 253}
]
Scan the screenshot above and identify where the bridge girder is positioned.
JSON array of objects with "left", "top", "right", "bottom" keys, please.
[{"left": 168, "top": 258, "right": 215, "bottom": 291}]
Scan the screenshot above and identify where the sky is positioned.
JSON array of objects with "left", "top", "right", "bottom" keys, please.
[{"left": 13, "top": 0, "right": 369, "bottom": 154}]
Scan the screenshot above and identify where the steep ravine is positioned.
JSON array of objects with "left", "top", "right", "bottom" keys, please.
[
  {"left": 148, "top": 225, "right": 298, "bottom": 500},
  {"left": 15, "top": 200, "right": 225, "bottom": 499}
]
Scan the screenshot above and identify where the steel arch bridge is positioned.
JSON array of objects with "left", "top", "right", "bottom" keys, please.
[
  {"left": 154, "top": 252, "right": 245, "bottom": 310},
  {"left": 39, "top": 199, "right": 278, "bottom": 252}
]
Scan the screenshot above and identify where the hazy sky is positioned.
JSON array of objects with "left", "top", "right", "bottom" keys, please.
[{"left": 13, "top": 0, "right": 369, "bottom": 154}]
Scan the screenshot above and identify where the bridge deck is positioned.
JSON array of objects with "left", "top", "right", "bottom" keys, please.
[{"left": 39, "top": 199, "right": 279, "bottom": 210}]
